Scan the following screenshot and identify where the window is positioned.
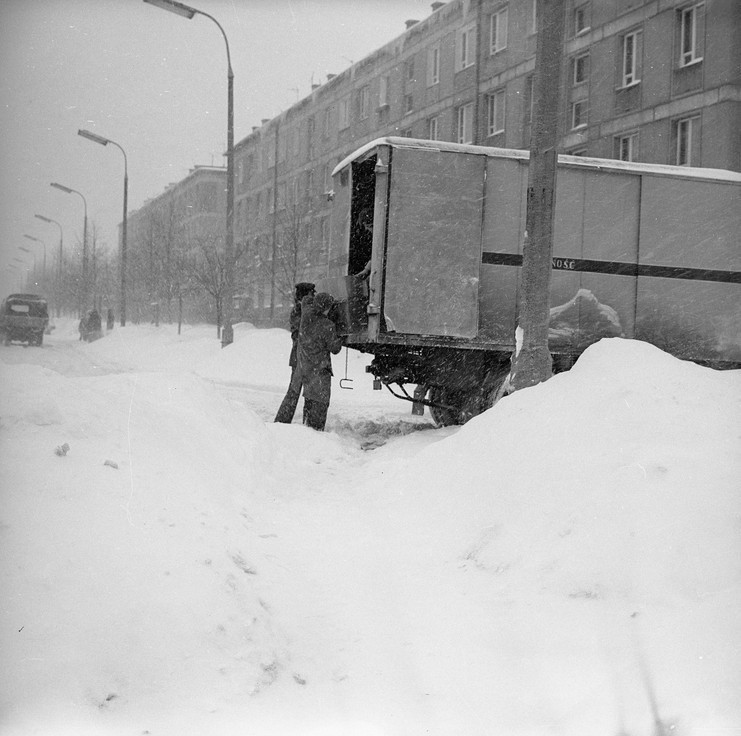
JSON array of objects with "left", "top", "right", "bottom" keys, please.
[
  {"left": 569, "top": 148, "right": 588, "bottom": 157},
  {"left": 339, "top": 98, "right": 350, "bottom": 129},
  {"left": 490, "top": 7, "right": 508, "bottom": 54},
  {"left": 621, "top": 30, "right": 642, "bottom": 87},
  {"left": 457, "top": 103, "right": 474, "bottom": 144},
  {"left": 406, "top": 58, "right": 415, "bottom": 83},
  {"left": 306, "top": 116, "right": 315, "bottom": 157},
  {"left": 457, "top": 25, "right": 476, "bottom": 70},
  {"left": 574, "top": 4, "right": 590, "bottom": 35},
  {"left": 322, "top": 107, "right": 331, "bottom": 137},
  {"left": 400, "top": 128, "right": 414, "bottom": 138},
  {"left": 306, "top": 168, "right": 315, "bottom": 194},
  {"left": 487, "top": 90, "right": 506, "bottom": 137},
  {"left": 524, "top": 74, "right": 535, "bottom": 127},
  {"left": 404, "top": 94, "right": 414, "bottom": 115},
  {"left": 284, "top": 128, "right": 293, "bottom": 161},
  {"left": 571, "top": 100, "right": 587, "bottom": 129},
  {"left": 573, "top": 53, "right": 589, "bottom": 85},
  {"left": 428, "top": 115, "right": 440, "bottom": 141},
  {"left": 359, "top": 86, "right": 370, "bottom": 119},
  {"left": 679, "top": 4, "right": 704, "bottom": 66},
  {"left": 379, "top": 76, "right": 389, "bottom": 108},
  {"left": 675, "top": 116, "right": 699, "bottom": 166},
  {"left": 427, "top": 44, "right": 440, "bottom": 86},
  {"left": 322, "top": 163, "right": 331, "bottom": 192},
  {"left": 615, "top": 132, "right": 638, "bottom": 161},
  {"left": 530, "top": 0, "right": 537, "bottom": 34}
]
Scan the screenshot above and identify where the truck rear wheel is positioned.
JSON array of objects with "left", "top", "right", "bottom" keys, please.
[
  {"left": 427, "top": 366, "right": 511, "bottom": 427},
  {"left": 427, "top": 387, "right": 489, "bottom": 427},
  {"left": 428, "top": 387, "right": 462, "bottom": 427}
]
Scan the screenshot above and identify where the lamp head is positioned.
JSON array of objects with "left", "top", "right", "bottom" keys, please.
[
  {"left": 142, "top": 0, "right": 197, "bottom": 19},
  {"left": 34, "top": 214, "right": 52, "bottom": 223},
  {"left": 23, "top": 235, "right": 40, "bottom": 243},
  {"left": 50, "top": 182, "right": 74, "bottom": 194},
  {"left": 78, "top": 129, "right": 110, "bottom": 146}
]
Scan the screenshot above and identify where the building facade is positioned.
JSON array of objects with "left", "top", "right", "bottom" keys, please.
[
  {"left": 234, "top": 0, "right": 739, "bottom": 327},
  {"left": 125, "top": 165, "right": 226, "bottom": 324}
]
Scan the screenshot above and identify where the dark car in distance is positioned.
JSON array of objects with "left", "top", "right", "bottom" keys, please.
[{"left": 1, "top": 293, "right": 50, "bottom": 346}]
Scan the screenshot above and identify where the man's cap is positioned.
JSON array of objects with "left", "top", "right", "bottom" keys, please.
[{"left": 295, "top": 282, "right": 315, "bottom": 300}]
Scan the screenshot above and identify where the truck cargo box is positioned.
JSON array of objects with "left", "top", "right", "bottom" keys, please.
[{"left": 318, "top": 138, "right": 741, "bottom": 424}]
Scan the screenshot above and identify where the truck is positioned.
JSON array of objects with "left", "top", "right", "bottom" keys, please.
[
  {"left": 0, "top": 293, "right": 50, "bottom": 347},
  {"left": 316, "top": 137, "right": 741, "bottom": 426}
]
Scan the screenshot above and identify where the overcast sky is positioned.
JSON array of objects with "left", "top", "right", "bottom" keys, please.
[{"left": 0, "top": 0, "right": 436, "bottom": 297}]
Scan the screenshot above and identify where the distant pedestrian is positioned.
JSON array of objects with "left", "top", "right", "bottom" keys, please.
[
  {"left": 274, "top": 282, "right": 315, "bottom": 423},
  {"left": 297, "top": 292, "right": 344, "bottom": 431},
  {"left": 106, "top": 308, "right": 114, "bottom": 331},
  {"left": 79, "top": 309, "right": 102, "bottom": 342}
]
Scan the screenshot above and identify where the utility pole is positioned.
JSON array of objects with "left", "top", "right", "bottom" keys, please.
[{"left": 511, "top": 0, "right": 566, "bottom": 391}]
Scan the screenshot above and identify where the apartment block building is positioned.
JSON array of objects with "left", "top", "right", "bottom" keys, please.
[{"left": 125, "top": 165, "right": 226, "bottom": 324}]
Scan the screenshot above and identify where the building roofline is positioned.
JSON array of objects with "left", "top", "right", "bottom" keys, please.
[{"left": 236, "top": 2, "right": 457, "bottom": 147}]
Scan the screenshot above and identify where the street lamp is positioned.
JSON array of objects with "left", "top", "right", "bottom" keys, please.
[
  {"left": 78, "top": 129, "right": 129, "bottom": 327},
  {"left": 23, "top": 235, "right": 47, "bottom": 282},
  {"left": 35, "top": 214, "right": 64, "bottom": 316},
  {"left": 143, "top": 0, "right": 235, "bottom": 346},
  {"left": 51, "top": 182, "right": 89, "bottom": 312}
]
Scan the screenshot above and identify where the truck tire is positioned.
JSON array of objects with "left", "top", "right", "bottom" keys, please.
[
  {"left": 428, "top": 366, "right": 511, "bottom": 427},
  {"left": 428, "top": 387, "right": 461, "bottom": 427}
]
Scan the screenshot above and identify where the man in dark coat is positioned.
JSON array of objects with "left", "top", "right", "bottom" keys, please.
[
  {"left": 298, "top": 292, "right": 344, "bottom": 431},
  {"left": 274, "top": 282, "right": 315, "bottom": 423}
]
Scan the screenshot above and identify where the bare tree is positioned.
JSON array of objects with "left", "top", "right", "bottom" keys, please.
[
  {"left": 272, "top": 193, "right": 321, "bottom": 312},
  {"left": 181, "top": 225, "right": 229, "bottom": 336}
]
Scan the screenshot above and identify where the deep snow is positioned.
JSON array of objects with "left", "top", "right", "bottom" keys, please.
[{"left": 1, "top": 319, "right": 739, "bottom": 736}]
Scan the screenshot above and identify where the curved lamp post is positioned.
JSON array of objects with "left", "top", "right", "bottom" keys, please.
[
  {"left": 143, "top": 0, "right": 235, "bottom": 346},
  {"left": 35, "top": 214, "right": 64, "bottom": 316},
  {"left": 51, "top": 182, "right": 89, "bottom": 312},
  {"left": 78, "top": 129, "right": 128, "bottom": 327}
]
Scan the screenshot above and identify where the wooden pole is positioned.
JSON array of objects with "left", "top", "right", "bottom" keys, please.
[{"left": 511, "top": 0, "right": 566, "bottom": 390}]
